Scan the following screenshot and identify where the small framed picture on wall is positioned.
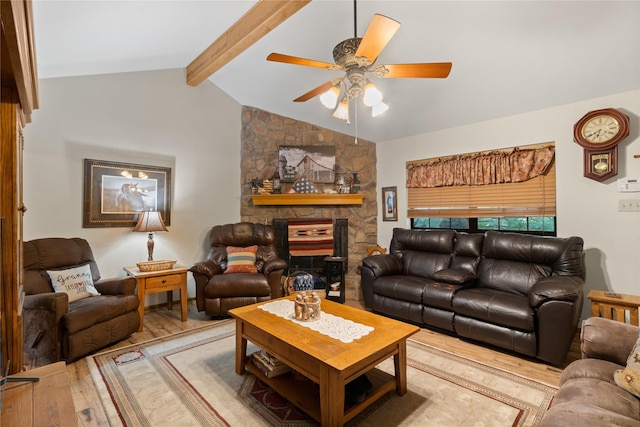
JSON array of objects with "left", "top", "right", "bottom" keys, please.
[{"left": 382, "top": 186, "right": 398, "bottom": 221}]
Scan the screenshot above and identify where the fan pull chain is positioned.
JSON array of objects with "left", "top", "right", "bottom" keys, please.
[{"left": 354, "top": 101, "right": 359, "bottom": 145}]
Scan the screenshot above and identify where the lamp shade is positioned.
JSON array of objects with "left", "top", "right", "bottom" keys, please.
[{"left": 133, "top": 211, "right": 168, "bottom": 233}]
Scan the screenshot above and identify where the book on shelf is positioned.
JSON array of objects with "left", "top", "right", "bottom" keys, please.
[{"left": 251, "top": 351, "right": 291, "bottom": 378}]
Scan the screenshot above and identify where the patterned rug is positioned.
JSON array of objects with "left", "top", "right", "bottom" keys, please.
[{"left": 88, "top": 319, "right": 556, "bottom": 426}]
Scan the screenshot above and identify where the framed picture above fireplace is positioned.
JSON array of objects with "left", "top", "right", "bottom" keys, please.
[{"left": 278, "top": 146, "right": 335, "bottom": 183}]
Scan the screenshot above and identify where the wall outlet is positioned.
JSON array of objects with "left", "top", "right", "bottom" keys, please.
[{"left": 618, "top": 199, "right": 640, "bottom": 212}]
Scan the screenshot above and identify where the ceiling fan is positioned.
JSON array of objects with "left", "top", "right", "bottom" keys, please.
[{"left": 266, "top": 1, "right": 452, "bottom": 121}]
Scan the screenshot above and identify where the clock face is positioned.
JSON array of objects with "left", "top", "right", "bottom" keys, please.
[
  {"left": 574, "top": 108, "right": 629, "bottom": 150},
  {"left": 581, "top": 114, "right": 620, "bottom": 144}
]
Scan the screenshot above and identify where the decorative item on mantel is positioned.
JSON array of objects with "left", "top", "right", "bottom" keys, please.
[
  {"left": 133, "top": 210, "right": 176, "bottom": 272},
  {"left": 272, "top": 170, "right": 281, "bottom": 194}
]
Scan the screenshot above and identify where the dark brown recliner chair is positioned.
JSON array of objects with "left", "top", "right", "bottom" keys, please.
[
  {"left": 189, "top": 222, "right": 287, "bottom": 317},
  {"left": 23, "top": 238, "right": 140, "bottom": 363}
]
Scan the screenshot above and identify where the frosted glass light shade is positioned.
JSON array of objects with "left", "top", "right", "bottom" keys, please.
[
  {"left": 363, "top": 82, "right": 383, "bottom": 107},
  {"left": 371, "top": 101, "right": 389, "bottom": 117},
  {"left": 319, "top": 86, "right": 340, "bottom": 109},
  {"left": 333, "top": 97, "right": 349, "bottom": 121}
]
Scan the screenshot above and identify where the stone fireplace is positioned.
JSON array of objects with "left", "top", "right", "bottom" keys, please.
[{"left": 240, "top": 106, "right": 378, "bottom": 301}]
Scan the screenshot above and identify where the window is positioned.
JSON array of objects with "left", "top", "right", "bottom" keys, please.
[
  {"left": 412, "top": 216, "right": 556, "bottom": 235},
  {"left": 406, "top": 143, "right": 556, "bottom": 236}
]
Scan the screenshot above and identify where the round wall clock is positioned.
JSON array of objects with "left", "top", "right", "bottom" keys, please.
[
  {"left": 574, "top": 108, "right": 629, "bottom": 182},
  {"left": 573, "top": 108, "right": 630, "bottom": 150}
]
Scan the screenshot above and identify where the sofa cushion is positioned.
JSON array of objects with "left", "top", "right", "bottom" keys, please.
[
  {"left": 477, "top": 258, "right": 551, "bottom": 296},
  {"left": 206, "top": 273, "right": 271, "bottom": 298},
  {"left": 64, "top": 294, "right": 139, "bottom": 334},
  {"left": 552, "top": 377, "right": 640, "bottom": 421},
  {"left": 372, "top": 275, "right": 430, "bottom": 304},
  {"left": 452, "top": 288, "right": 535, "bottom": 331},
  {"left": 450, "top": 232, "right": 484, "bottom": 273},
  {"left": 614, "top": 336, "right": 640, "bottom": 398},
  {"left": 423, "top": 281, "right": 470, "bottom": 310},
  {"left": 401, "top": 251, "right": 452, "bottom": 279},
  {"left": 47, "top": 264, "right": 100, "bottom": 303}
]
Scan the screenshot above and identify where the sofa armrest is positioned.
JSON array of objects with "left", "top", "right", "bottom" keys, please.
[
  {"left": 432, "top": 268, "right": 477, "bottom": 285},
  {"left": 581, "top": 317, "right": 639, "bottom": 365},
  {"left": 529, "top": 275, "right": 584, "bottom": 308},
  {"left": 189, "top": 260, "right": 222, "bottom": 279},
  {"left": 189, "top": 261, "right": 223, "bottom": 312},
  {"left": 362, "top": 254, "right": 403, "bottom": 278},
  {"left": 94, "top": 276, "right": 137, "bottom": 295},
  {"left": 263, "top": 258, "right": 287, "bottom": 276},
  {"left": 23, "top": 292, "right": 68, "bottom": 317},
  {"left": 23, "top": 293, "right": 68, "bottom": 362}
]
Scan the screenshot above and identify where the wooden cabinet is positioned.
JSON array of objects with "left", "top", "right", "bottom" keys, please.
[{"left": 0, "top": 0, "right": 39, "bottom": 375}]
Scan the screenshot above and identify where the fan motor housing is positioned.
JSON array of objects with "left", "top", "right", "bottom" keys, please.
[{"left": 332, "top": 38, "right": 362, "bottom": 68}]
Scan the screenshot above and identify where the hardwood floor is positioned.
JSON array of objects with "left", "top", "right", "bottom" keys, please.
[{"left": 61, "top": 298, "right": 580, "bottom": 426}]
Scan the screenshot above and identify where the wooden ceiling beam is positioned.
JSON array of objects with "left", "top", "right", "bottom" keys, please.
[{"left": 186, "top": 0, "right": 311, "bottom": 86}]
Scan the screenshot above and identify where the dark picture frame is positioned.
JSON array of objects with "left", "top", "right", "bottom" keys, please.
[
  {"left": 382, "top": 186, "right": 398, "bottom": 221},
  {"left": 278, "top": 145, "right": 335, "bottom": 183},
  {"left": 83, "top": 159, "right": 171, "bottom": 228}
]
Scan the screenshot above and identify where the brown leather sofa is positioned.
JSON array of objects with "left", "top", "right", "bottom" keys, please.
[
  {"left": 540, "top": 317, "right": 640, "bottom": 426},
  {"left": 23, "top": 238, "right": 140, "bottom": 363},
  {"left": 361, "top": 229, "right": 585, "bottom": 365},
  {"left": 189, "top": 222, "right": 287, "bottom": 317}
]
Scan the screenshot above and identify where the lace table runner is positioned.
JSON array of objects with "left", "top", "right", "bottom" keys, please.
[{"left": 258, "top": 299, "right": 374, "bottom": 343}]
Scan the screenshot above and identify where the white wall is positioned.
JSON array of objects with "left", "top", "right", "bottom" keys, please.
[
  {"left": 23, "top": 69, "right": 242, "bottom": 306},
  {"left": 377, "top": 90, "right": 640, "bottom": 320}
]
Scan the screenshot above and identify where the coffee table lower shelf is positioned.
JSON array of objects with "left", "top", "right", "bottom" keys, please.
[{"left": 244, "top": 359, "right": 395, "bottom": 424}]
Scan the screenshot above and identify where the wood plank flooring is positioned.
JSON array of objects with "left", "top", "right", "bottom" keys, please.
[{"left": 52, "top": 299, "right": 579, "bottom": 426}]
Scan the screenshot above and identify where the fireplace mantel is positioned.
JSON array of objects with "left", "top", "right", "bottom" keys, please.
[{"left": 250, "top": 194, "right": 364, "bottom": 206}]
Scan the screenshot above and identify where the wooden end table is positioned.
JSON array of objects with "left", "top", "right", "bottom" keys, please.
[
  {"left": 587, "top": 289, "right": 640, "bottom": 326},
  {"left": 124, "top": 265, "right": 188, "bottom": 332},
  {"left": 229, "top": 296, "right": 419, "bottom": 426}
]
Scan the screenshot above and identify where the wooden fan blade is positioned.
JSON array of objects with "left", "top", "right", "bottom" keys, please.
[
  {"left": 293, "top": 80, "right": 338, "bottom": 102},
  {"left": 355, "top": 14, "right": 401, "bottom": 64},
  {"left": 379, "top": 62, "right": 452, "bottom": 78},
  {"left": 267, "top": 53, "right": 339, "bottom": 70}
]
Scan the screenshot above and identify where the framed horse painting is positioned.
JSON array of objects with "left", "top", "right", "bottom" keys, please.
[{"left": 83, "top": 159, "right": 172, "bottom": 228}]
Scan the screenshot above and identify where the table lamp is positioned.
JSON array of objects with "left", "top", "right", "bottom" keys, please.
[{"left": 133, "top": 210, "right": 168, "bottom": 261}]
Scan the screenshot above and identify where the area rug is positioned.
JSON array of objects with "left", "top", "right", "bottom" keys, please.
[{"left": 88, "top": 319, "right": 556, "bottom": 426}]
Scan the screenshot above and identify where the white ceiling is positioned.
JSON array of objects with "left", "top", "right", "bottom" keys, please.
[{"left": 33, "top": 1, "right": 640, "bottom": 143}]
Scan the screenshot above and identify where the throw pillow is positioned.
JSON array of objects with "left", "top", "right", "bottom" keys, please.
[
  {"left": 225, "top": 245, "right": 258, "bottom": 274},
  {"left": 47, "top": 264, "right": 100, "bottom": 303},
  {"left": 614, "top": 335, "right": 640, "bottom": 398}
]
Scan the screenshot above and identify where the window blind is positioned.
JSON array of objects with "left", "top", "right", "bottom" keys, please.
[{"left": 407, "top": 143, "right": 556, "bottom": 219}]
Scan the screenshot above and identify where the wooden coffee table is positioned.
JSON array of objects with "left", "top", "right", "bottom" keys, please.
[{"left": 229, "top": 296, "right": 419, "bottom": 426}]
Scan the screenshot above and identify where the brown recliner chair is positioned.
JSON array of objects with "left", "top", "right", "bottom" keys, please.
[
  {"left": 189, "top": 222, "right": 287, "bottom": 317},
  {"left": 23, "top": 238, "right": 140, "bottom": 363}
]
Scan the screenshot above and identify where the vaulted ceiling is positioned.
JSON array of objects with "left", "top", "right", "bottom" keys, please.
[{"left": 33, "top": 1, "right": 640, "bottom": 143}]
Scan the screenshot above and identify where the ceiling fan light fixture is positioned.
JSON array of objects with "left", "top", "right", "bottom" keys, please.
[
  {"left": 363, "top": 81, "right": 383, "bottom": 107},
  {"left": 371, "top": 101, "right": 389, "bottom": 117},
  {"left": 319, "top": 85, "right": 340, "bottom": 109},
  {"left": 333, "top": 96, "right": 350, "bottom": 121}
]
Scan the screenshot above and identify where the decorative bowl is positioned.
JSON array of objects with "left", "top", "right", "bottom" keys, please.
[{"left": 136, "top": 260, "right": 176, "bottom": 272}]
